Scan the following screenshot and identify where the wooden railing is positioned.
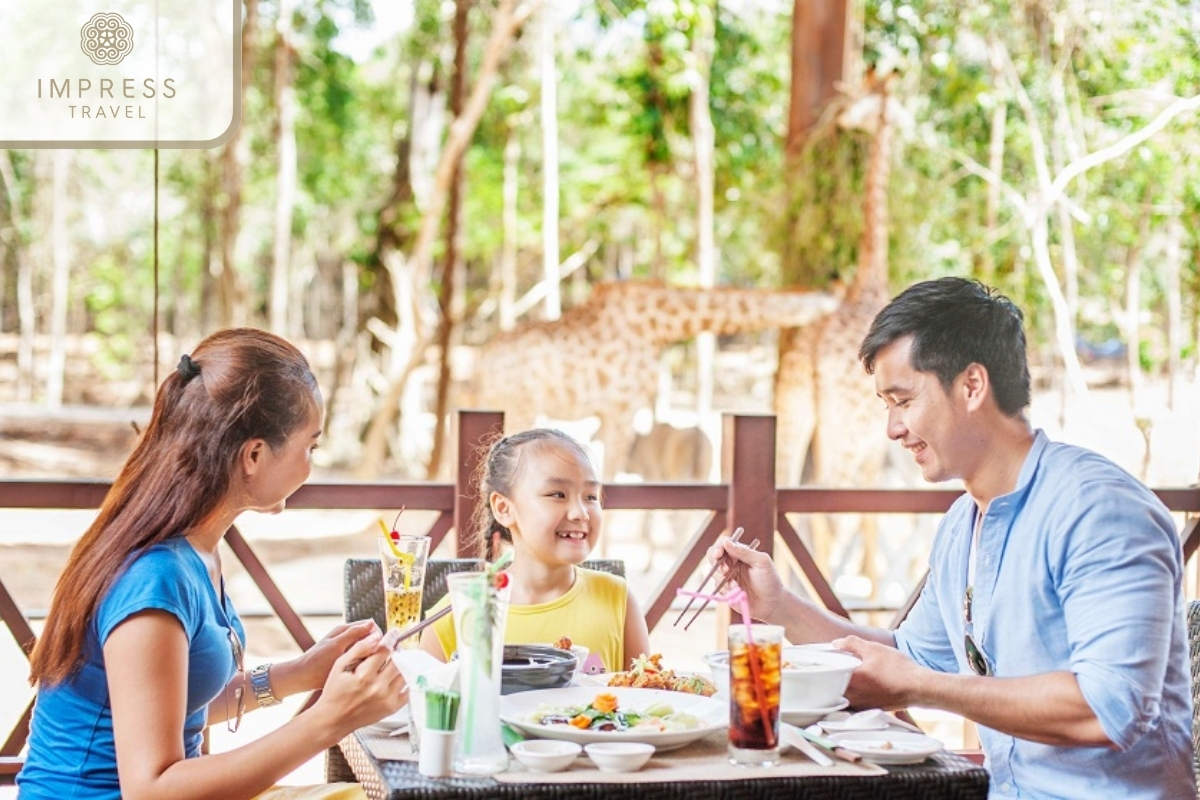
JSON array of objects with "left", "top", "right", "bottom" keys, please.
[{"left": 2, "top": 409, "right": 1199, "bottom": 781}]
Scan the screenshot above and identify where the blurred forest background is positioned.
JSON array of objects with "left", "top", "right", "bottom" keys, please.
[{"left": 1, "top": 0, "right": 1198, "bottom": 484}]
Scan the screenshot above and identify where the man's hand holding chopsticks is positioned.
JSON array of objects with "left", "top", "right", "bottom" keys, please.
[{"left": 705, "top": 536, "right": 788, "bottom": 624}]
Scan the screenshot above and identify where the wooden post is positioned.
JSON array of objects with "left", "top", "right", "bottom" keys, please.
[
  {"left": 717, "top": 414, "right": 778, "bottom": 643},
  {"left": 724, "top": 414, "right": 777, "bottom": 557},
  {"left": 456, "top": 410, "right": 505, "bottom": 557}
]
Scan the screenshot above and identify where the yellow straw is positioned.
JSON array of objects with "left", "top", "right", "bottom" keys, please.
[{"left": 378, "top": 518, "right": 416, "bottom": 589}]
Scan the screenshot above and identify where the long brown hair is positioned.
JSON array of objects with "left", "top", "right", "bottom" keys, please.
[{"left": 29, "top": 328, "right": 318, "bottom": 686}]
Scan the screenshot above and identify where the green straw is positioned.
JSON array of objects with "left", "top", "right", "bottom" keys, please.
[{"left": 425, "top": 689, "right": 461, "bottom": 732}]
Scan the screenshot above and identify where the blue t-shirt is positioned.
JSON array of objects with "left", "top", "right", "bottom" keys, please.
[
  {"left": 895, "top": 430, "right": 1194, "bottom": 799},
  {"left": 18, "top": 537, "right": 244, "bottom": 800}
]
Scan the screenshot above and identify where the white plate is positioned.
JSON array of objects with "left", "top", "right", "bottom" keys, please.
[
  {"left": 827, "top": 730, "right": 944, "bottom": 765},
  {"left": 780, "top": 697, "right": 849, "bottom": 727},
  {"left": 364, "top": 705, "right": 410, "bottom": 734},
  {"left": 500, "top": 687, "right": 725, "bottom": 752}
]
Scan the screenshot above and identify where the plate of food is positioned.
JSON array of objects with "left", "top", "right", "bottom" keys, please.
[
  {"left": 604, "top": 654, "right": 718, "bottom": 696},
  {"left": 826, "top": 730, "right": 944, "bottom": 765},
  {"left": 499, "top": 687, "right": 725, "bottom": 751}
]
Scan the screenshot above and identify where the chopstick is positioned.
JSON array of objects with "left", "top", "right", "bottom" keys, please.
[
  {"left": 793, "top": 725, "right": 862, "bottom": 763},
  {"left": 345, "top": 605, "right": 453, "bottom": 673},
  {"left": 681, "top": 537, "right": 760, "bottom": 631},
  {"left": 672, "top": 527, "right": 744, "bottom": 627}
]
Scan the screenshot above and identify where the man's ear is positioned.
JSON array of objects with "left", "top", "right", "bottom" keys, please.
[
  {"left": 240, "top": 439, "right": 267, "bottom": 477},
  {"left": 961, "top": 363, "right": 990, "bottom": 411},
  {"left": 490, "top": 491, "right": 515, "bottom": 527}
]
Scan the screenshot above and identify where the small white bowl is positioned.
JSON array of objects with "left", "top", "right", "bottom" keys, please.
[
  {"left": 509, "top": 739, "right": 582, "bottom": 772},
  {"left": 584, "top": 742, "right": 655, "bottom": 773}
]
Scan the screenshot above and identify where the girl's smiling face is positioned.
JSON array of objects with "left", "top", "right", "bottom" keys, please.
[{"left": 491, "top": 440, "right": 602, "bottom": 567}]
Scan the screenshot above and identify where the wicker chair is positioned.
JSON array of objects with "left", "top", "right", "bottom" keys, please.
[{"left": 1187, "top": 600, "right": 1200, "bottom": 794}]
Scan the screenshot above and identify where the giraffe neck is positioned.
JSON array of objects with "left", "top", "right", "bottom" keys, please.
[
  {"left": 602, "top": 284, "right": 834, "bottom": 344},
  {"left": 847, "top": 85, "right": 892, "bottom": 309}
]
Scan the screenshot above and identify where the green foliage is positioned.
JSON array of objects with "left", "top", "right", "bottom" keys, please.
[{"left": 5, "top": 0, "right": 1200, "bottom": 408}]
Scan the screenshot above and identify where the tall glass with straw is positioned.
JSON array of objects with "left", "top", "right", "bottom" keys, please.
[
  {"left": 377, "top": 512, "right": 429, "bottom": 649},
  {"left": 726, "top": 622, "right": 783, "bottom": 765},
  {"left": 677, "top": 584, "right": 782, "bottom": 767},
  {"left": 447, "top": 555, "right": 511, "bottom": 775}
]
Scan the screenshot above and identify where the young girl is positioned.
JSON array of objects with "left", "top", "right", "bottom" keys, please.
[
  {"left": 19, "top": 329, "right": 404, "bottom": 800},
  {"left": 420, "top": 428, "right": 651, "bottom": 672}
]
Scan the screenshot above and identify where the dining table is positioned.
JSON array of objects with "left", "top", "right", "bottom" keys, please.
[{"left": 336, "top": 723, "right": 990, "bottom": 800}]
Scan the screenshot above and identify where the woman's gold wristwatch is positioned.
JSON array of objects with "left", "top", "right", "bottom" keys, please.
[{"left": 248, "top": 664, "right": 281, "bottom": 707}]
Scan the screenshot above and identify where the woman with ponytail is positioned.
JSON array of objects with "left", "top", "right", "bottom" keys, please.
[{"left": 19, "top": 329, "right": 404, "bottom": 800}]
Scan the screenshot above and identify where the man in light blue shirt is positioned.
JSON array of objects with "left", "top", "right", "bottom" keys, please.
[{"left": 712, "top": 277, "right": 1194, "bottom": 798}]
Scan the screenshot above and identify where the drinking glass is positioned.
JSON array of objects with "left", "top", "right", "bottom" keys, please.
[
  {"left": 448, "top": 571, "right": 510, "bottom": 775},
  {"left": 727, "top": 623, "right": 783, "bottom": 766},
  {"left": 378, "top": 534, "right": 430, "bottom": 648}
]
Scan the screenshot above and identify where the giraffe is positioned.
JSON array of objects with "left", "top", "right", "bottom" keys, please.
[
  {"left": 474, "top": 282, "right": 838, "bottom": 479},
  {"left": 773, "top": 72, "right": 900, "bottom": 590}
]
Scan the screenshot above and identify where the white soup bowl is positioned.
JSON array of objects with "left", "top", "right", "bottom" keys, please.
[{"left": 703, "top": 643, "right": 860, "bottom": 710}]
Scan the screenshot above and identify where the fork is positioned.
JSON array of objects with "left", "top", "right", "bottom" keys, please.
[
  {"left": 671, "top": 527, "right": 744, "bottom": 628},
  {"left": 681, "top": 537, "right": 759, "bottom": 630}
]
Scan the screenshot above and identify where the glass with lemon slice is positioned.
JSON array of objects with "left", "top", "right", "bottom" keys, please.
[{"left": 377, "top": 522, "right": 430, "bottom": 646}]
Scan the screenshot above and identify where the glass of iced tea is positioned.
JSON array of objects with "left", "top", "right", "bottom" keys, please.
[
  {"left": 378, "top": 534, "right": 430, "bottom": 647},
  {"left": 727, "top": 623, "right": 783, "bottom": 766}
]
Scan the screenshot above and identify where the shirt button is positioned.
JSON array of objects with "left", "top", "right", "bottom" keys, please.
[{"left": 1001, "top": 783, "right": 1011, "bottom": 793}]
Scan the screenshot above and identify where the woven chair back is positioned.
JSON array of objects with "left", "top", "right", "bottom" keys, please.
[
  {"left": 343, "top": 557, "right": 626, "bottom": 630},
  {"left": 1187, "top": 600, "right": 1200, "bottom": 794}
]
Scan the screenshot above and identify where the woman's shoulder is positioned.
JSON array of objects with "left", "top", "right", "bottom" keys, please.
[
  {"left": 119, "top": 538, "right": 197, "bottom": 583},
  {"left": 102, "top": 539, "right": 205, "bottom": 621}
]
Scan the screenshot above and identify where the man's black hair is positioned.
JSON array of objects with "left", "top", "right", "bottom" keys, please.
[{"left": 858, "top": 277, "right": 1031, "bottom": 416}]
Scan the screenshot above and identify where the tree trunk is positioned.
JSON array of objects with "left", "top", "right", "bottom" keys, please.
[
  {"left": 323, "top": 259, "right": 359, "bottom": 439},
  {"left": 46, "top": 149, "right": 72, "bottom": 409},
  {"left": 1123, "top": 212, "right": 1146, "bottom": 411},
  {"left": 499, "top": 128, "right": 520, "bottom": 330},
  {"left": 1164, "top": 214, "right": 1183, "bottom": 409},
  {"left": 1049, "top": 70, "right": 1080, "bottom": 323},
  {"left": 540, "top": 3, "right": 561, "bottom": 321},
  {"left": 217, "top": 0, "right": 259, "bottom": 328},
  {"left": 691, "top": 1, "right": 717, "bottom": 418},
  {"left": 981, "top": 41, "right": 1006, "bottom": 284},
  {"left": 426, "top": 0, "right": 471, "bottom": 480},
  {"left": 0, "top": 151, "right": 34, "bottom": 401},
  {"left": 785, "top": 0, "right": 847, "bottom": 161},
  {"left": 405, "top": 0, "right": 540, "bottom": 294},
  {"left": 356, "top": 254, "right": 427, "bottom": 479},
  {"left": 1004, "top": 50, "right": 1087, "bottom": 398},
  {"left": 199, "top": 152, "right": 219, "bottom": 333},
  {"left": 271, "top": 0, "right": 297, "bottom": 335},
  {"left": 357, "top": 0, "right": 540, "bottom": 478}
]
